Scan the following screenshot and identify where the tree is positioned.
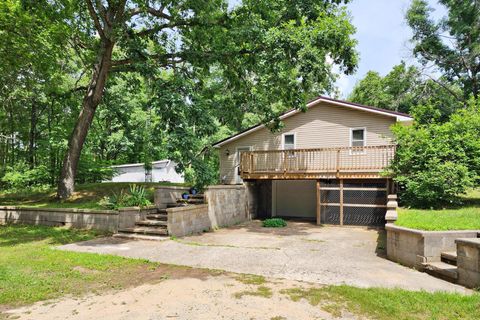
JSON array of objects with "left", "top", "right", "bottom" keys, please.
[
  {"left": 348, "top": 62, "right": 462, "bottom": 120},
  {"left": 40, "top": 0, "right": 359, "bottom": 198},
  {"left": 391, "top": 98, "right": 480, "bottom": 208},
  {"left": 406, "top": 0, "right": 480, "bottom": 100}
]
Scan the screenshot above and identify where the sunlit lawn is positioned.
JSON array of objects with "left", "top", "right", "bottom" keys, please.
[
  {"left": 0, "top": 182, "right": 187, "bottom": 209},
  {"left": 0, "top": 224, "right": 158, "bottom": 307},
  {"left": 397, "top": 189, "right": 480, "bottom": 231}
]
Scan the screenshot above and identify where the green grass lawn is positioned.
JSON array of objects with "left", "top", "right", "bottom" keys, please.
[
  {"left": 0, "top": 224, "right": 163, "bottom": 307},
  {"left": 0, "top": 182, "right": 187, "bottom": 209},
  {"left": 1, "top": 224, "right": 479, "bottom": 319},
  {"left": 282, "top": 286, "right": 480, "bottom": 320},
  {"left": 396, "top": 189, "right": 480, "bottom": 231}
]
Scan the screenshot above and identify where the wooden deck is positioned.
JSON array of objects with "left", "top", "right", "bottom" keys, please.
[{"left": 239, "top": 145, "right": 395, "bottom": 180}]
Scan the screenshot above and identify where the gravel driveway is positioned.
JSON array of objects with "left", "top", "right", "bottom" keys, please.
[{"left": 60, "top": 221, "right": 468, "bottom": 293}]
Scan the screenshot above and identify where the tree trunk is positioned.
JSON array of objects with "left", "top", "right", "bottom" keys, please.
[
  {"left": 57, "top": 40, "right": 114, "bottom": 199},
  {"left": 28, "top": 101, "right": 37, "bottom": 168}
]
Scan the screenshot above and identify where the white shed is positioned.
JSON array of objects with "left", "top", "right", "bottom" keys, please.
[{"left": 109, "top": 160, "right": 184, "bottom": 183}]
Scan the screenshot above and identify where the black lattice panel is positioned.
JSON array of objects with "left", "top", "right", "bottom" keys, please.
[
  {"left": 320, "top": 190, "right": 340, "bottom": 203},
  {"left": 320, "top": 180, "right": 339, "bottom": 188},
  {"left": 343, "top": 190, "right": 387, "bottom": 205},
  {"left": 343, "top": 207, "right": 386, "bottom": 226},
  {"left": 320, "top": 205, "right": 340, "bottom": 224}
]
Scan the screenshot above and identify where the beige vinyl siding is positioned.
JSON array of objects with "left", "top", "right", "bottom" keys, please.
[{"left": 219, "top": 101, "right": 396, "bottom": 184}]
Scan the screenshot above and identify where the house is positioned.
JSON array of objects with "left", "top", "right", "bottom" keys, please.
[
  {"left": 109, "top": 160, "right": 184, "bottom": 183},
  {"left": 212, "top": 96, "right": 413, "bottom": 227}
]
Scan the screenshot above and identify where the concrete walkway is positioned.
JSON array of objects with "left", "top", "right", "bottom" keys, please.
[{"left": 60, "top": 221, "right": 469, "bottom": 293}]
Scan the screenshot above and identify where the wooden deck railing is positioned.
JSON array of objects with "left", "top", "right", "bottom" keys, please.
[{"left": 239, "top": 145, "right": 395, "bottom": 179}]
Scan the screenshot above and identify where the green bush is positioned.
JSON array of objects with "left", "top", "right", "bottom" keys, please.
[
  {"left": 0, "top": 161, "right": 50, "bottom": 191},
  {"left": 391, "top": 98, "right": 480, "bottom": 208},
  {"left": 98, "top": 184, "right": 151, "bottom": 209},
  {"left": 262, "top": 218, "right": 287, "bottom": 228}
]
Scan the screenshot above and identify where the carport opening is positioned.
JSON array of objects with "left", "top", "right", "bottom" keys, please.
[{"left": 253, "top": 178, "right": 390, "bottom": 227}]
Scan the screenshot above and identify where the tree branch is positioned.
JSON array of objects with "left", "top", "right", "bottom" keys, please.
[
  {"left": 86, "top": 0, "right": 106, "bottom": 39},
  {"left": 128, "top": 5, "right": 171, "bottom": 20},
  {"left": 146, "top": 6, "right": 171, "bottom": 20}
]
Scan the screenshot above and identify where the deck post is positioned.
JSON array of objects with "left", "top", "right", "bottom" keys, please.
[
  {"left": 339, "top": 178, "right": 344, "bottom": 226},
  {"left": 316, "top": 180, "right": 321, "bottom": 225}
]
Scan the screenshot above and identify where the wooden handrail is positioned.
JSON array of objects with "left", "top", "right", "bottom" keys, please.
[{"left": 239, "top": 145, "right": 396, "bottom": 176}]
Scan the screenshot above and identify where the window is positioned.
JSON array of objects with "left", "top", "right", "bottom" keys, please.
[
  {"left": 350, "top": 128, "right": 366, "bottom": 148},
  {"left": 283, "top": 134, "right": 295, "bottom": 150}
]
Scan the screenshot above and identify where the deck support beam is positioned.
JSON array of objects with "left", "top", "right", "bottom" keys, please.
[
  {"left": 339, "top": 179, "right": 344, "bottom": 226},
  {"left": 316, "top": 180, "right": 321, "bottom": 225}
]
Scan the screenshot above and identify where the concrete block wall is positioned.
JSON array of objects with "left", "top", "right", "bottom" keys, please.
[
  {"left": 167, "top": 204, "right": 210, "bottom": 237},
  {"left": 0, "top": 206, "right": 119, "bottom": 232},
  {"left": 154, "top": 186, "right": 190, "bottom": 209},
  {"left": 386, "top": 223, "right": 479, "bottom": 269},
  {"left": 456, "top": 238, "right": 480, "bottom": 288},
  {"left": 205, "top": 185, "right": 252, "bottom": 228}
]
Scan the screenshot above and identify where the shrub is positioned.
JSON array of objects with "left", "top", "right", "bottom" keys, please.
[
  {"left": 0, "top": 161, "right": 50, "bottom": 191},
  {"left": 98, "top": 184, "right": 151, "bottom": 209},
  {"left": 391, "top": 98, "right": 480, "bottom": 208},
  {"left": 262, "top": 218, "right": 287, "bottom": 228}
]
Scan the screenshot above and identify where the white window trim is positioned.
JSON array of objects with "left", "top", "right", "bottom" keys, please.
[
  {"left": 350, "top": 127, "right": 367, "bottom": 155},
  {"left": 235, "top": 146, "right": 251, "bottom": 184},
  {"left": 281, "top": 132, "right": 296, "bottom": 150}
]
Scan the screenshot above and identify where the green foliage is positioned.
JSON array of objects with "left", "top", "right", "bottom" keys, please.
[
  {"left": 98, "top": 184, "right": 152, "bottom": 210},
  {"left": 407, "top": 0, "right": 480, "bottom": 100},
  {"left": 391, "top": 98, "right": 480, "bottom": 207},
  {"left": 348, "top": 62, "right": 462, "bottom": 119},
  {"left": 262, "top": 218, "right": 287, "bottom": 228},
  {"left": 1, "top": 1, "right": 359, "bottom": 195},
  {"left": 1, "top": 161, "right": 50, "bottom": 191}
]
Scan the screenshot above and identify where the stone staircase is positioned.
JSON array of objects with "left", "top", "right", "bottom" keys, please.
[
  {"left": 423, "top": 251, "right": 458, "bottom": 283},
  {"left": 114, "top": 193, "right": 205, "bottom": 240}
]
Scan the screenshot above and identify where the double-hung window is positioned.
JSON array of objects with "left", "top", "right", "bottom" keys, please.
[
  {"left": 283, "top": 134, "right": 295, "bottom": 150},
  {"left": 350, "top": 128, "right": 366, "bottom": 153}
]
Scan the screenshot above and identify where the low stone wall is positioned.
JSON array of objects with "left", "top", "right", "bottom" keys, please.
[
  {"left": 205, "top": 185, "right": 252, "bottom": 228},
  {"left": 0, "top": 205, "right": 158, "bottom": 233},
  {"left": 167, "top": 204, "right": 210, "bottom": 237},
  {"left": 154, "top": 186, "right": 190, "bottom": 209},
  {"left": 456, "top": 238, "right": 480, "bottom": 288},
  {"left": 0, "top": 206, "right": 119, "bottom": 232},
  {"left": 386, "top": 223, "right": 479, "bottom": 269}
]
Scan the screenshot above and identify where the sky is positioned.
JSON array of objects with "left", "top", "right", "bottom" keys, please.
[{"left": 338, "top": 0, "right": 446, "bottom": 97}]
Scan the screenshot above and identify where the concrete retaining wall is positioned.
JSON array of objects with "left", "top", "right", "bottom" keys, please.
[
  {"left": 154, "top": 186, "right": 190, "bottom": 209},
  {"left": 0, "top": 206, "right": 119, "bottom": 232},
  {"left": 167, "top": 204, "right": 210, "bottom": 237},
  {"left": 386, "top": 223, "right": 479, "bottom": 269},
  {"left": 0, "top": 205, "right": 158, "bottom": 233},
  {"left": 205, "top": 185, "right": 252, "bottom": 228},
  {"left": 456, "top": 238, "right": 480, "bottom": 288}
]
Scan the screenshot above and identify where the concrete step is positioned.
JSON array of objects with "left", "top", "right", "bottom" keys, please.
[
  {"left": 441, "top": 251, "right": 457, "bottom": 266},
  {"left": 118, "top": 227, "right": 168, "bottom": 236},
  {"left": 136, "top": 220, "right": 167, "bottom": 227},
  {"left": 189, "top": 193, "right": 204, "bottom": 199},
  {"left": 147, "top": 214, "right": 168, "bottom": 221},
  {"left": 113, "top": 233, "right": 168, "bottom": 241},
  {"left": 177, "top": 198, "right": 204, "bottom": 204},
  {"left": 167, "top": 203, "right": 185, "bottom": 208},
  {"left": 424, "top": 261, "right": 458, "bottom": 282},
  {"left": 157, "top": 208, "right": 168, "bottom": 214}
]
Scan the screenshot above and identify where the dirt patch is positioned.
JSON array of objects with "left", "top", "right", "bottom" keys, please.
[{"left": 3, "top": 275, "right": 340, "bottom": 320}]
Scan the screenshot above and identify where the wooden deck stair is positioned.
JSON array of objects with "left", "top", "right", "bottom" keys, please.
[{"left": 115, "top": 193, "right": 205, "bottom": 240}]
